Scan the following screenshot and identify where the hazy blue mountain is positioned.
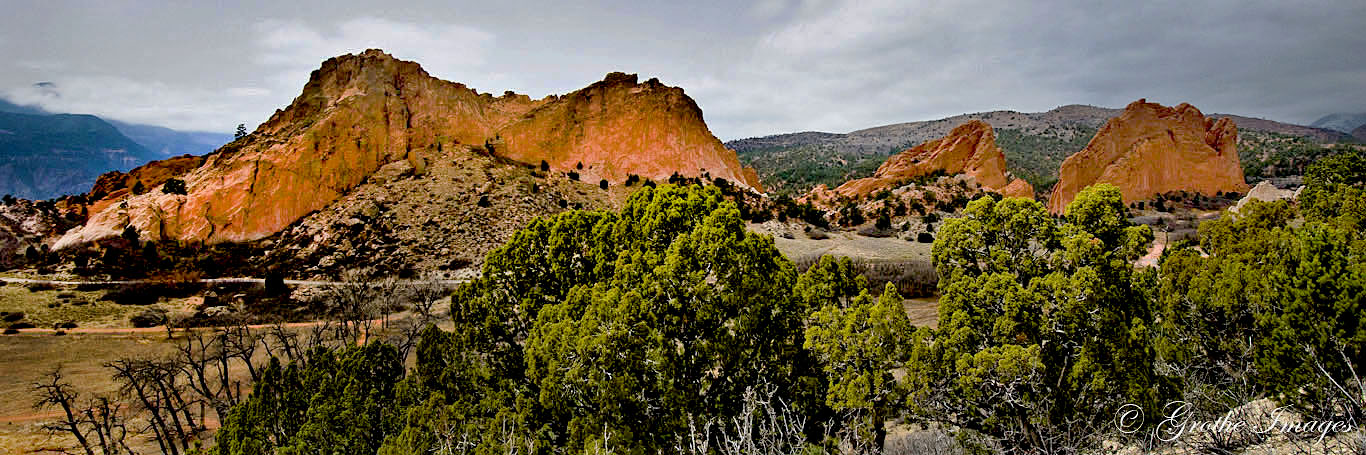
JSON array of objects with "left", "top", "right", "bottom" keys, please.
[
  {"left": 108, "top": 119, "right": 232, "bottom": 158},
  {"left": 0, "top": 97, "right": 231, "bottom": 158},
  {"left": 0, "top": 98, "right": 49, "bottom": 116},
  {"left": 0, "top": 97, "right": 230, "bottom": 199},
  {"left": 0, "top": 111, "right": 158, "bottom": 199},
  {"left": 1311, "top": 112, "right": 1366, "bottom": 133}
]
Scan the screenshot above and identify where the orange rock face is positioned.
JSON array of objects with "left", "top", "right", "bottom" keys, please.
[
  {"left": 1046, "top": 99, "right": 1248, "bottom": 214},
  {"left": 499, "top": 73, "right": 762, "bottom": 189},
  {"left": 831, "top": 120, "right": 1033, "bottom": 198},
  {"left": 85, "top": 154, "right": 206, "bottom": 216},
  {"left": 57, "top": 50, "right": 760, "bottom": 247}
]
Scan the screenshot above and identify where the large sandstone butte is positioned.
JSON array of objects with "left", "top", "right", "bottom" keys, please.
[
  {"left": 1046, "top": 99, "right": 1248, "bottom": 214},
  {"left": 498, "top": 72, "right": 761, "bottom": 187},
  {"left": 57, "top": 49, "right": 760, "bottom": 247},
  {"left": 829, "top": 120, "right": 1033, "bottom": 199}
]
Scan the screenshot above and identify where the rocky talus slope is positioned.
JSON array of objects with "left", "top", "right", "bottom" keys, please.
[{"left": 260, "top": 145, "right": 623, "bottom": 278}]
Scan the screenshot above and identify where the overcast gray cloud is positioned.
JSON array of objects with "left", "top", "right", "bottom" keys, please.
[{"left": 0, "top": 0, "right": 1361, "bottom": 139}]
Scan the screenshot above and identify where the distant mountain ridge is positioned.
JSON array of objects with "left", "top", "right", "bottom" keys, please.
[
  {"left": 1311, "top": 112, "right": 1366, "bottom": 134},
  {"left": 0, "top": 110, "right": 157, "bottom": 199},
  {"left": 0, "top": 98, "right": 231, "bottom": 199},
  {"left": 728, "top": 104, "right": 1348, "bottom": 195},
  {"left": 106, "top": 120, "right": 232, "bottom": 159},
  {"left": 0, "top": 98, "right": 232, "bottom": 158}
]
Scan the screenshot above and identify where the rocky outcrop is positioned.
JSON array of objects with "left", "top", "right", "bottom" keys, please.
[
  {"left": 85, "top": 154, "right": 205, "bottom": 215},
  {"left": 829, "top": 120, "right": 1033, "bottom": 198},
  {"left": 57, "top": 50, "right": 758, "bottom": 247},
  {"left": 499, "top": 73, "right": 762, "bottom": 189},
  {"left": 1231, "top": 181, "right": 1299, "bottom": 213},
  {"left": 1047, "top": 99, "right": 1248, "bottom": 214}
]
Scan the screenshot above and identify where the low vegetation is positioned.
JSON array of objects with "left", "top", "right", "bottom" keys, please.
[
  {"left": 20, "top": 150, "right": 1366, "bottom": 454},
  {"left": 736, "top": 143, "right": 895, "bottom": 195},
  {"left": 1239, "top": 130, "right": 1365, "bottom": 180},
  {"left": 995, "top": 124, "right": 1097, "bottom": 193}
]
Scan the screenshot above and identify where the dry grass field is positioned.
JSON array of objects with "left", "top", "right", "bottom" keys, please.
[
  {"left": 0, "top": 332, "right": 178, "bottom": 454},
  {"left": 0, "top": 282, "right": 198, "bottom": 331}
]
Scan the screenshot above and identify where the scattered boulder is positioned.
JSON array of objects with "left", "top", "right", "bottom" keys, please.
[
  {"left": 201, "top": 306, "right": 236, "bottom": 319},
  {"left": 370, "top": 160, "right": 415, "bottom": 185},
  {"left": 1232, "top": 181, "right": 1299, "bottom": 213},
  {"left": 358, "top": 201, "right": 382, "bottom": 219}
]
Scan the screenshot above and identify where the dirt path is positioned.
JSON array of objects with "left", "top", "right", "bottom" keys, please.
[
  {"left": 1137, "top": 230, "right": 1168, "bottom": 268},
  {"left": 0, "top": 410, "right": 62, "bottom": 424},
  {"left": 4, "top": 318, "right": 386, "bottom": 336}
]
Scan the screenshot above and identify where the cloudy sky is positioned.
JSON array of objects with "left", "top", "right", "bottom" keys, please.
[{"left": 1, "top": 0, "right": 1362, "bottom": 139}]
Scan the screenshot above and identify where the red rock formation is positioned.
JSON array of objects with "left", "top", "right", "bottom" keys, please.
[
  {"left": 57, "top": 50, "right": 760, "bottom": 247},
  {"left": 85, "top": 154, "right": 205, "bottom": 215},
  {"left": 499, "top": 73, "right": 762, "bottom": 189},
  {"left": 829, "top": 120, "right": 1033, "bottom": 198},
  {"left": 1046, "top": 99, "right": 1248, "bottom": 214}
]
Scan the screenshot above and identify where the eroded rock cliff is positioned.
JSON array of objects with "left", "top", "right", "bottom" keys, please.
[
  {"left": 58, "top": 50, "right": 759, "bottom": 247},
  {"left": 830, "top": 120, "right": 1033, "bottom": 199},
  {"left": 499, "top": 72, "right": 762, "bottom": 189},
  {"left": 1047, "top": 99, "right": 1248, "bottom": 213}
]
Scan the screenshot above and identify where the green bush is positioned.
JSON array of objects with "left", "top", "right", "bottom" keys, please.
[
  {"left": 129, "top": 309, "right": 168, "bottom": 328},
  {"left": 162, "top": 178, "right": 187, "bottom": 195},
  {"left": 100, "top": 286, "right": 159, "bottom": 306},
  {"left": 26, "top": 282, "right": 55, "bottom": 292},
  {"left": 908, "top": 185, "right": 1164, "bottom": 451}
]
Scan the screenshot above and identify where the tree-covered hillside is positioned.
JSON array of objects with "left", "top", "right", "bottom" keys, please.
[
  {"left": 0, "top": 111, "right": 157, "bottom": 199},
  {"left": 995, "top": 124, "right": 1097, "bottom": 194},
  {"left": 730, "top": 106, "right": 1349, "bottom": 198},
  {"left": 1239, "top": 130, "right": 1365, "bottom": 180},
  {"left": 735, "top": 142, "right": 900, "bottom": 195}
]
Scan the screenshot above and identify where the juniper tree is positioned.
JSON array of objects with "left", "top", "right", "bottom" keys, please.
[{"left": 908, "top": 185, "right": 1167, "bottom": 453}]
